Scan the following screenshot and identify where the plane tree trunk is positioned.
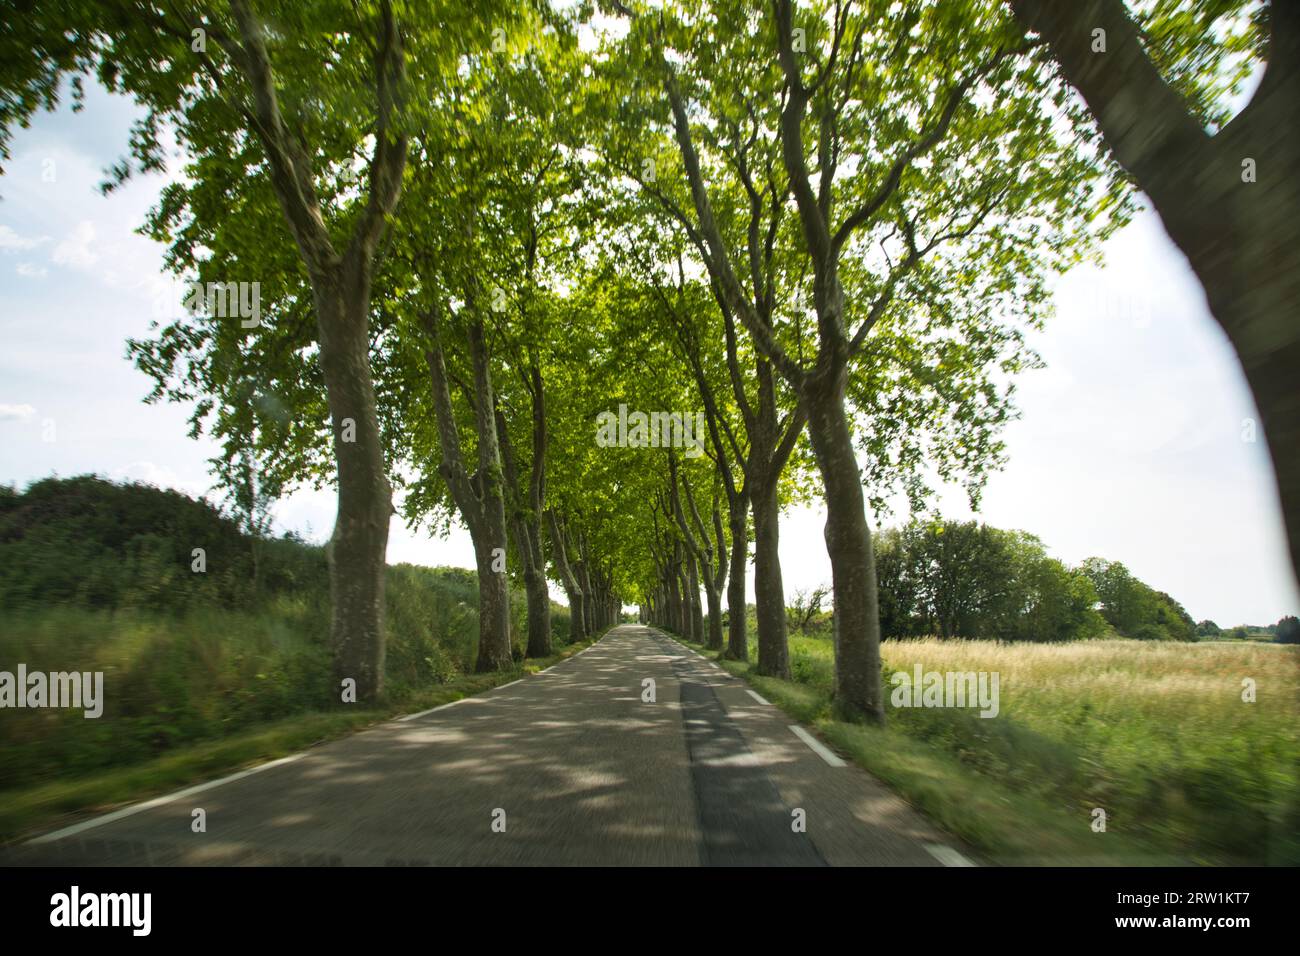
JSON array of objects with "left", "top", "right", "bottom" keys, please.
[
  {"left": 222, "top": 1, "right": 409, "bottom": 703},
  {"left": 420, "top": 307, "right": 513, "bottom": 672}
]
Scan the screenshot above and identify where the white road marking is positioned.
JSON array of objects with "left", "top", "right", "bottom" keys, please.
[
  {"left": 399, "top": 698, "right": 468, "bottom": 721},
  {"left": 925, "top": 843, "right": 976, "bottom": 867},
  {"left": 788, "top": 725, "right": 846, "bottom": 767},
  {"left": 496, "top": 679, "right": 523, "bottom": 689},
  {"left": 746, "top": 689, "right": 772, "bottom": 706},
  {"left": 27, "top": 631, "right": 610, "bottom": 848},
  {"left": 27, "top": 753, "right": 307, "bottom": 845}
]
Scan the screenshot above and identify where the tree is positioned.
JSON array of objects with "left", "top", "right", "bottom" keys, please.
[
  {"left": 1, "top": 0, "right": 515, "bottom": 702},
  {"left": 225, "top": 440, "right": 281, "bottom": 594},
  {"left": 1276, "top": 615, "right": 1300, "bottom": 645},
  {"left": 1080, "top": 557, "right": 1194, "bottom": 640},
  {"left": 1008, "top": 0, "right": 1300, "bottom": 587},
  {"left": 602, "top": 0, "right": 1126, "bottom": 719},
  {"left": 596, "top": 155, "right": 806, "bottom": 672},
  {"left": 905, "top": 521, "right": 1015, "bottom": 639},
  {"left": 788, "top": 584, "right": 830, "bottom": 633}
]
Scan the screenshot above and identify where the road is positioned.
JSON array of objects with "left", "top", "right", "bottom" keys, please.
[{"left": 5, "top": 625, "right": 969, "bottom": 866}]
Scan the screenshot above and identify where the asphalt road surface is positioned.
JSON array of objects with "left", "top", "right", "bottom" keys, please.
[{"left": 5, "top": 625, "right": 970, "bottom": 866}]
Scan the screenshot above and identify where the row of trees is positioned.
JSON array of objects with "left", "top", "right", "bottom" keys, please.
[
  {"left": 873, "top": 520, "right": 1196, "bottom": 643},
  {"left": 2, "top": 0, "right": 1294, "bottom": 722}
]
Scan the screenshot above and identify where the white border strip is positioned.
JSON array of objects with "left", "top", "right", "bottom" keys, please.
[
  {"left": 28, "top": 753, "right": 307, "bottom": 845},
  {"left": 788, "top": 725, "right": 846, "bottom": 767},
  {"left": 925, "top": 843, "right": 976, "bottom": 867},
  {"left": 399, "top": 698, "right": 468, "bottom": 722},
  {"left": 746, "top": 689, "right": 772, "bottom": 706}
]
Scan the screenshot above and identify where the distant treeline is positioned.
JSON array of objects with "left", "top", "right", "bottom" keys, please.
[{"left": 865, "top": 520, "right": 1196, "bottom": 643}]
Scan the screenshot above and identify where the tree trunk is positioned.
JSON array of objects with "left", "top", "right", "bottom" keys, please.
[
  {"left": 420, "top": 310, "right": 513, "bottom": 672},
  {"left": 523, "top": 560, "right": 551, "bottom": 658},
  {"left": 684, "top": 547, "right": 705, "bottom": 644},
  {"left": 725, "top": 506, "right": 749, "bottom": 660},
  {"left": 545, "top": 510, "right": 586, "bottom": 641},
  {"left": 316, "top": 271, "right": 391, "bottom": 703},
  {"left": 667, "top": 558, "right": 684, "bottom": 636},
  {"left": 577, "top": 556, "right": 596, "bottom": 635},
  {"left": 750, "top": 477, "right": 790, "bottom": 678},
  {"left": 803, "top": 371, "right": 884, "bottom": 722},
  {"left": 474, "top": 536, "right": 513, "bottom": 671},
  {"left": 702, "top": 578, "right": 724, "bottom": 651}
]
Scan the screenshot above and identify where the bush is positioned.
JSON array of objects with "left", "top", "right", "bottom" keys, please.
[{"left": 0, "top": 476, "right": 575, "bottom": 791}]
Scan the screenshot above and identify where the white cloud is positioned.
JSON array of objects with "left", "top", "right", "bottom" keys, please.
[
  {"left": 51, "top": 219, "right": 98, "bottom": 269},
  {"left": 0, "top": 224, "right": 49, "bottom": 252},
  {"left": 16, "top": 262, "right": 48, "bottom": 279},
  {"left": 0, "top": 403, "right": 37, "bottom": 422}
]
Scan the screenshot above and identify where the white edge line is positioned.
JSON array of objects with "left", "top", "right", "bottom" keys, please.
[
  {"left": 925, "top": 843, "right": 977, "bottom": 867},
  {"left": 399, "top": 697, "right": 468, "bottom": 722},
  {"left": 746, "top": 689, "right": 772, "bottom": 706},
  {"left": 33, "top": 637, "right": 614, "bottom": 846},
  {"left": 496, "top": 679, "right": 523, "bottom": 689},
  {"left": 788, "top": 724, "right": 846, "bottom": 767},
  {"left": 27, "top": 753, "right": 307, "bottom": 845}
]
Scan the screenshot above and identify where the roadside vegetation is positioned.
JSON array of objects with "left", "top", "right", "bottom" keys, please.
[
  {"left": 676, "top": 622, "right": 1299, "bottom": 866},
  {"left": 1, "top": 0, "right": 1296, "bottom": 868},
  {"left": 0, "top": 476, "right": 597, "bottom": 841}
]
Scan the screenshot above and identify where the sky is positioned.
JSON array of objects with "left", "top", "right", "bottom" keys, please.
[{"left": 1, "top": 82, "right": 1296, "bottom": 628}]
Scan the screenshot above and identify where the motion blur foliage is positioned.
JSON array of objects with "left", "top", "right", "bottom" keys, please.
[
  {"left": 0, "top": 477, "right": 569, "bottom": 789},
  {"left": 1276, "top": 616, "right": 1300, "bottom": 645}
]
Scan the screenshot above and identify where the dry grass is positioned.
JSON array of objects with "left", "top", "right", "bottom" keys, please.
[{"left": 747, "top": 633, "right": 1299, "bottom": 864}]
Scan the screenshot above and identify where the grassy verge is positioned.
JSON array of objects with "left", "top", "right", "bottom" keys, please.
[
  {"left": 0, "top": 630, "right": 605, "bottom": 845},
  {"left": 668, "top": 629, "right": 1299, "bottom": 866}
]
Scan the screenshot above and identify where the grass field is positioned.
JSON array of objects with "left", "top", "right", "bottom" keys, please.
[{"left": 688, "top": 630, "right": 1299, "bottom": 866}]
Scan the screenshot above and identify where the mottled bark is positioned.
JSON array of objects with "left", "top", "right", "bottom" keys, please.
[
  {"left": 804, "top": 367, "right": 884, "bottom": 720},
  {"left": 546, "top": 510, "right": 587, "bottom": 641},
  {"left": 749, "top": 474, "right": 789, "bottom": 678},
  {"left": 315, "top": 270, "right": 391, "bottom": 702},
  {"left": 421, "top": 310, "right": 513, "bottom": 672},
  {"left": 496, "top": 390, "right": 551, "bottom": 659},
  {"left": 726, "top": 506, "right": 749, "bottom": 660},
  {"left": 225, "top": 0, "right": 407, "bottom": 702}
]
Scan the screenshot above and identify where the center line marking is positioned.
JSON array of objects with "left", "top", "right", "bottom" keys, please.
[
  {"left": 746, "top": 689, "right": 771, "bottom": 705},
  {"left": 788, "top": 725, "right": 846, "bottom": 767}
]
